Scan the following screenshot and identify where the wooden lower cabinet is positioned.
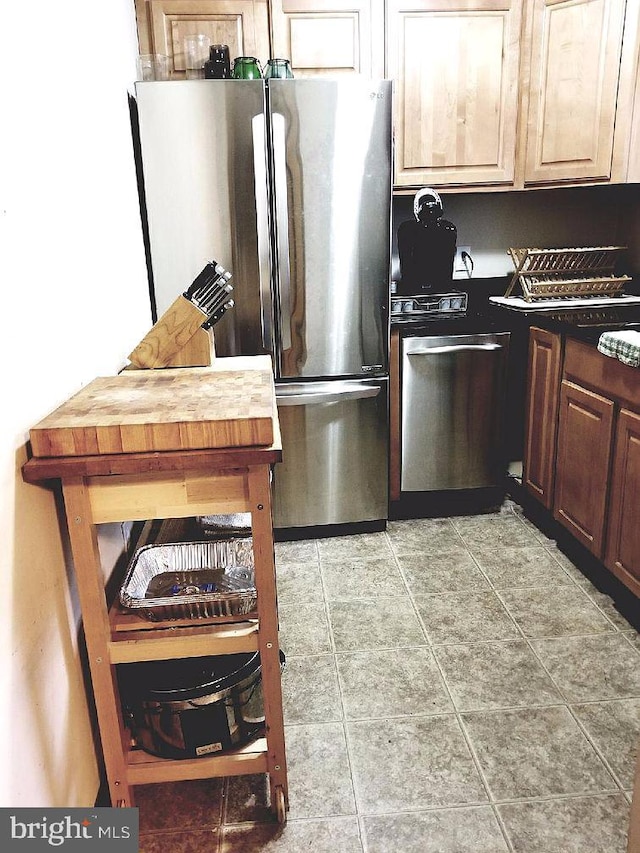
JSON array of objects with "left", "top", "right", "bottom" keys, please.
[
  {"left": 522, "top": 331, "right": 640, "bottom": 596},
  {"left": 553, "top": 379, "right": 615, "bottom": 558},
  {"left": 523, "top": 326, "right": 562, "bottom": 508},
  {"left": 605, "top": 408, "right": 640, "bottom": 595}
]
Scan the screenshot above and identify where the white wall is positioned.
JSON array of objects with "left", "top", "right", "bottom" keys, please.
[{"left": 1, "top": 1, "right": 152, "bottom": 806}]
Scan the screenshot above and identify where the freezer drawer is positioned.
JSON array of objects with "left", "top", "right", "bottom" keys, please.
[
  {"left": 273, "top": 379, "right": 389, "bottom": 529},
  {"left": 401, "top": 333, "right": 510, "bottom": 492}
]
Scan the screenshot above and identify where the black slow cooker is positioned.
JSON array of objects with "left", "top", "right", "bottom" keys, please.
[{"left": 119, "top": 651, "right": 284, "bottom": 759}]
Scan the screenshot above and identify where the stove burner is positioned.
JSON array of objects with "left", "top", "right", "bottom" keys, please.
[{"left": 391, "top": 291, "right": 468, "bottom": 323}]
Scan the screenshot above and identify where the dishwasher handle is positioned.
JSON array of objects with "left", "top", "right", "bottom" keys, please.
[
  {"left": 277, "top": 384, "right": 381, "bottom": 407},
  {"left": 407, "top": 343, "right": 504, "bottom": 356}
]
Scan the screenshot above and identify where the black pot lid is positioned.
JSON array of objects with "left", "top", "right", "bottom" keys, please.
[{"left": 121, "top": 652, "right": 260, "bottom": 701}]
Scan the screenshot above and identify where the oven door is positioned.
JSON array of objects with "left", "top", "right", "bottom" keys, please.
[{"left": 401, "top": 333, "right": 510, "bottom": 491}]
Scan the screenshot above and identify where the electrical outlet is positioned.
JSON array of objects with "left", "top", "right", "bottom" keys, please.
[{"left": 455, "top": 246, "right": 471, "bottom": 272}]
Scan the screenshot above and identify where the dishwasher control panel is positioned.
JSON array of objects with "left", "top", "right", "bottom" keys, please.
[{"left": 391, "top": 291, "right": 468, "bottom": 322}]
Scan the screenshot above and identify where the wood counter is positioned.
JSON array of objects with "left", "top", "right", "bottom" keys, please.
[{"left": 28, "top": 356, "right": 277, "bottom": 458}]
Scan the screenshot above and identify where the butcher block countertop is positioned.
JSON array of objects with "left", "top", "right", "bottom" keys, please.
[{"left": 28, "top": 356, "right": 278, "bottom": 460}]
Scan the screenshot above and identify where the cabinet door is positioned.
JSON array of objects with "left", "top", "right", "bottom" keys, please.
[
  {"left": 522, "top": 0, "right": 627, "bottom": 184},
  {"left": 270, "top": 0, "right": 384, "bottom": 76},
  {"left": 523, "top": 326, "right": 562, "bottom": 508},
  {"left": 388, "top": 0, "right": 524, "bottom": 187},
  {"left": 553, "top": 379, "right": 614, "bottom": 557},
  {"left": 142, "top": 0, "right": 270, "bottom": 75},
  {"left": 605, "top": 408, "right": 640, "bottom": 595}
]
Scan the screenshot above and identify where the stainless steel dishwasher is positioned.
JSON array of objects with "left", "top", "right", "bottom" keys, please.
[{"left": 401, "top": 332, "right": 511, "bottom": 491}]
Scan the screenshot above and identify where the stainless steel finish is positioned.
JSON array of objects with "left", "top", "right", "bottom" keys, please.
[
  {"left": 273, "top": 379, "right": 389, "bottom": 528},
  {"left": 401, "top": 333, "right": 510, "bottom": 492},
  {"left": 271, "top": 113, "right": 292, "bottom": 352},
  {"left": 135, "top": 80, "right": 268, "bottom": 356},
  {"left": 408, "top": 343, "right": 501, "bottom": 356},
  {"left": 268, "top": 79, "right": 392, "bottom": 379},
  {"left": 252, "top": 112, "right": 273, "bottom": 353},
  {"left": 276, "top": 381, "right": 380, "bottom": 406},
  {"left": 135, "top": 79, "right": 393, "bottom": 529}
]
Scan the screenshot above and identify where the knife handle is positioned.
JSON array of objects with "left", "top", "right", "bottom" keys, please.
[
  {"left": 184, "top": 260, "right": 227, "bottom": 301},
  {"left": 202, "top": 298, "right": 234, "bottom": 330}
]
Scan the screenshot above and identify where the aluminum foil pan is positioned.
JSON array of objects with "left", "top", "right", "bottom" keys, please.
[
  {"left": 195, "top": 513, "right": 252, "bottom": 538},
  {"left": 120, "top": 539, "right": 256, "bottom": 621}
]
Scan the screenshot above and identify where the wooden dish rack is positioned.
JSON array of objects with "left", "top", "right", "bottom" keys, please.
[{"left": 505, "top": 246, "right": 631, "bottom": 302}]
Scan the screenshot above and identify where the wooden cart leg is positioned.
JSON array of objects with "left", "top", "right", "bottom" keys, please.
[
  {"left": 63, "top": 478, "right": 134, "bottom": 807},
  {"left": 247, "top": 466, "right": 289, "bottom": 822}
]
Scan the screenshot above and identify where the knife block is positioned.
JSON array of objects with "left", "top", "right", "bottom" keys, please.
[
  {"left": 163, "top": 327, "right": 215, "bottom": 367},
  {"left": 128, "top": 295, "right": 216, "bottom": 369}
]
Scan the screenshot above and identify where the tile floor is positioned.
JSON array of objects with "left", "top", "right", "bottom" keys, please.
[{"left": 136, "top": 498, "right": 640, "bottom": 852}]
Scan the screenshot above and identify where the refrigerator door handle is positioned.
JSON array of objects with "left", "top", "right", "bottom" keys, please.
[
  {"left": 276, "top": 384, "right": 382, "bottom": 406},
  {"left": 252, "top": 112, "right": 273, "bottom": 352},
  {"left": 271, "top": 113, "right": 292, "bottom": 351}
]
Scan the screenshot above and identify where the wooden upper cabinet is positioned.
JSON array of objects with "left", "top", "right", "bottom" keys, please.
[
  {"left": 521, "top": 0, "right": 629, "bottom": 184},
  {"left": 388, "top": 0, "right": 524, "bottom": 187},
  {"left": 138, "top": 0, "right": 271, "bottom": 75},
  {"left": 270, "top": 0, "right": 384, "bottom": 76}
]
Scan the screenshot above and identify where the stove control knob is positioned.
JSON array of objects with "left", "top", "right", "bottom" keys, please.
[
  {"left": 402, "top": 300, "right": 413, "bottom": 313},
  {"left": 452, "top": 296, "right": 464, "bottom": 310}
]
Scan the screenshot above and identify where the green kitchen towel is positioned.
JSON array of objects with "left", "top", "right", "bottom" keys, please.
[{"left": 597, "top": 330, "right": 640, "bottom": 367}]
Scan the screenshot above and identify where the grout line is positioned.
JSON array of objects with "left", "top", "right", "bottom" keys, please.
[
  {"left": 344, "top": 789, "right": 630, "bottom": 816},
  {"left": 564, "top": 703, "right": 631, "bottom": 793},
  {"left": 276, "top": 509, "right": 637, "bottom": 850},
  {"left": 518, "top": 621, "right": 638, "bottom": 800},
  {"left": 316, "top": 537, "right": 378, "bottom": 827},
  {"left": 389, "top": 534, "right": 513, "bottom": 845},
  {"left": 621, "top": 632, "right": 640, "bottom": 656}
]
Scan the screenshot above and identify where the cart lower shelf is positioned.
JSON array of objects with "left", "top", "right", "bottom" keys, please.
[
  {"left": 126, "top": 737, "right": 288, "bottom": 823},
  {"left": 127, "top": 736, "right": 269, "bottom": 785}
]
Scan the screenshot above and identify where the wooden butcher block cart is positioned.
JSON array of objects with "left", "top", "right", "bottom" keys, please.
[{"left": 22, "top": 356, "right": 288, "bottom": 821}]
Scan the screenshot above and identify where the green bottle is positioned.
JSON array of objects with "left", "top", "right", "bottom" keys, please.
[{"left": 232, "top": 57, "right": 263, "bottom": 79}]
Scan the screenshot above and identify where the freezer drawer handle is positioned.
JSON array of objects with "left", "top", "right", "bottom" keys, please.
[
  {"left": 407, "top": 343, "right": 503, "bottom": 356},
  {"left": 277, "top": 385, "right": 381, "bottom": 406}
]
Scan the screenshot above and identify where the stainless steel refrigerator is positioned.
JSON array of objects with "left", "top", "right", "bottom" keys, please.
[{"left": 134, "top": 78, "right": 392, "bottom": 531}]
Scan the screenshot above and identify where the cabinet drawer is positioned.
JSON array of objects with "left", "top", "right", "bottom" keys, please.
[{"left": 563, "top": 338, "right": 640, "bottom": 410}]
